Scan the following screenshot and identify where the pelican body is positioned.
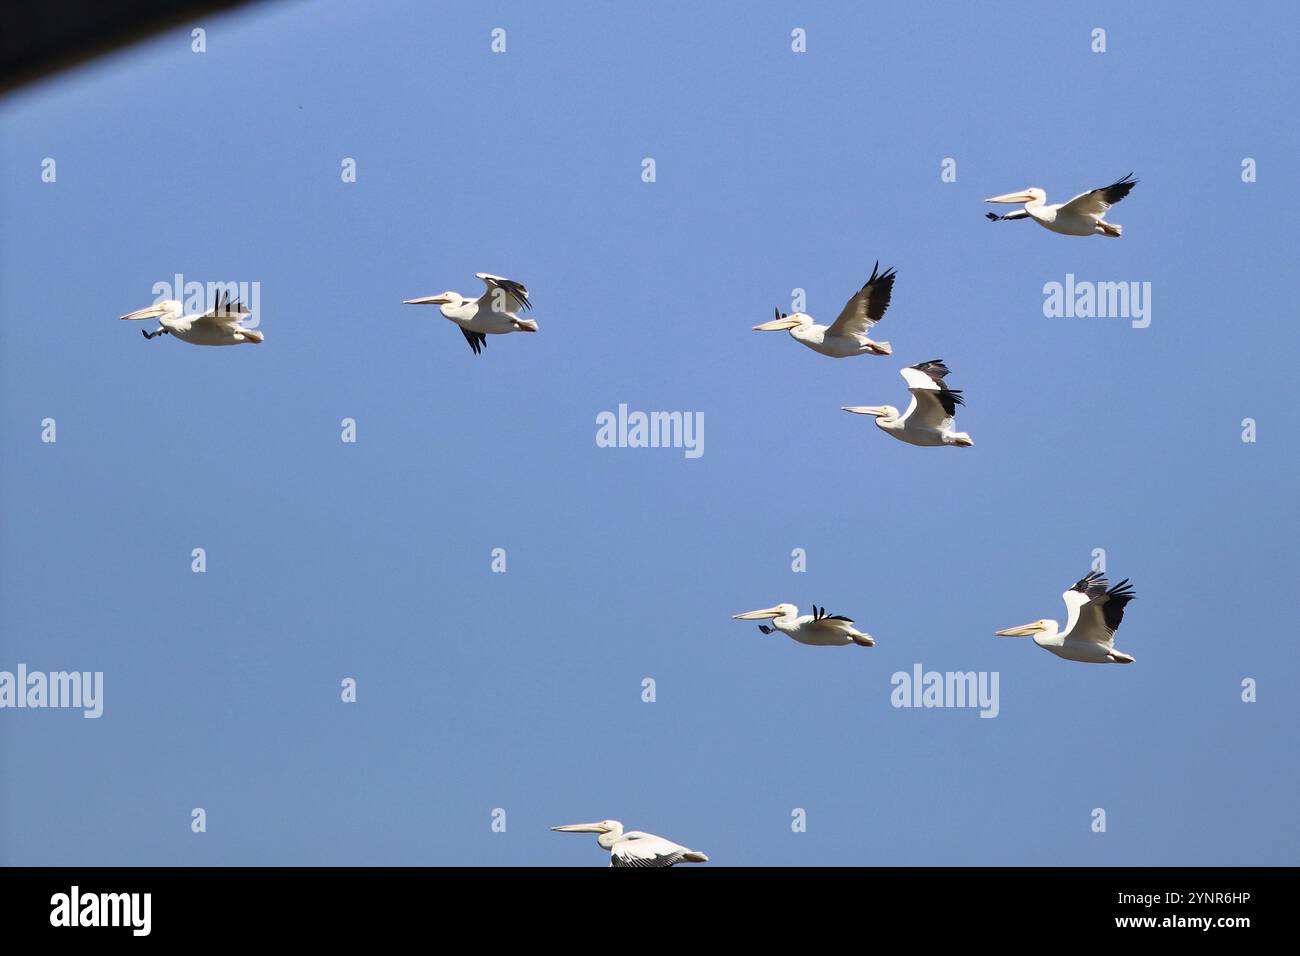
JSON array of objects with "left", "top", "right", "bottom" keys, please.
[
  {"left": 732, "top": 603, "right": 875, "bottom": 647},
  {"left": 753, "top": 262, "right": 895, "bottom": 357},
  {"left": 996, "top": 571, "right": 1138, "bottom": 664},
  {"left": 843, "top": 359, "right": 972, "bottom": 448},
  {"left": 119, "top": 293, "right": 264, "bottom": 346},
  {"left": 984, "top": 174, "right": 1137, "bottom": 237},
  {"left": 403, "top": 272, "right": 538, "bottom": 354},
  {"left": 552, "top": 820, "right": 709, "bottom": 867}
]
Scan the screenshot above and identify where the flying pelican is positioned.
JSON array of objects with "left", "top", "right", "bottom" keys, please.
[
  {"left": 995, "top": 571, "right": 1138, "bottom": 664},
  {"left": 751, "top": 262, "right": 896, "bottom": 357},
  {"left": 403, "top": 272, "right": 538, "bottom": 354},
  {"left": 732, "top": 603, "right": 875, "bottom": 647},
  {"left": 551, "top": 820, "right": 709, "bottom": 867},
  {"left": 119, "top": 291, "right": 264, "bottom": 345},
  {"left": 984, "top": 173, "right": 1137, "bottom": 237},
  {"left": 842, "top": 359, "right": 973, "bottom": 447}
]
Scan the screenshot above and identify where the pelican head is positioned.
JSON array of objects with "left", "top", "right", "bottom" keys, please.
[
  {"left": 552, "top": 819, "right": 624, "bottom": 849},
  {"left": 120, "top": 299, "right": 182, "bottom": 322},
  {"left": 732, "top": 603, "right": 796, "bottom": 621},
  {"left": 994, "top": 619, "right": 1054, "bottom": 637},
  {"left": 984, "top": 187, "right": 1047, "bottom": 206},
  {"left": 753, "top": 308, "right": 811, "bottom": 332},
  {"left": 403, "top": 291, "right": 462, "bottom": 307},
  {"left": 842, "top": 405, "right": 900, "bottom": 427}
]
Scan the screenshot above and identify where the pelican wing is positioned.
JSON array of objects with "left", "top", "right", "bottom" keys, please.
[
  {"left": 196, "top": 291, "right": 251, "bottom": 328},
  {"left": 475, "top": 273, "right": 531, "bottom": 315},
  {"left": 609, "top": 833, "right": 692, "bottom": 868},
  {"left": 899, "top": 360, "right": 964, "bottom": 428},
  {"left": 803, "top": 604, "right": 855, "bottom": 635},
  {"left": 1059, "top": 174, "right": 1137, "bottom": 217},
  {"left": 1064, "top": 573, "right": 1136, "bottom": 645},
  {"left": 826, "top": 262, "right": 895, "bottom": 338},
  {"left": 460, "top": 328, "right": 488, "bottom": 355}
]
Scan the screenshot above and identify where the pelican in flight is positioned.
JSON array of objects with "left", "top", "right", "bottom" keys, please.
[
  {"left": 119, "top": 292, "right": 264, "bottom": 345},
  {"left": 552, "top": 820, "right": 709, "bottom": 868},
  {"left": 842, "top": 359, "right": 972, "bottom": 447},
  {"left": 403, "top": 272, "right": 538, "bottom": 354},
  {"left": 985, "top": 173, "right": 1137, "bottom": 237},
  {"left": 752, "top": 262, "right": 896, "bottom": 357},
  {"left": 732, "top": 603, "right": 875, "bottom": 647},
  {"left": 995, "top": 571, "right": 1138, "bottom": 664}
]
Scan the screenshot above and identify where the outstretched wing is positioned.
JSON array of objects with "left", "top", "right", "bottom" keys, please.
[
  {"left": 1065, "top": 573, "right": 1137, "bottom": 645},
  {"left": 804, "top": 604, "right": 856, "bottom": 636},
  {"left": 475, "top": 273, "right": 531, "bottom": 315},
  {"left": 1059, "top": 174, "right": 1137, "bottom": 217},
  {"left": 196, "top": 290, "right": 251, "bottom": 328},
  {"left": 610, "top": 834, "right": 691, "bottom": 868},
  {"left": 460, "top": 327, "right": 488, "bottom": 355},
  {"left": 826, "top": 262, "right": 895, "bottom": 338},
  {"left": 899, "top": 360, "right": 965, "bottom": 428}
]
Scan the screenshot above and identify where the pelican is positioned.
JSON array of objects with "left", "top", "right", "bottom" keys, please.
[
  {"left": 842, "top": 359, "right": 972, "bottom": 447},
  {"left": 984, "top": 173, "right": 1137, "bottom": 237},
  {"left": 119, "top": 292, "right": 264, "bottom": 345},
  {"left": 995, "top": 571, "right": 1138, "bottom": 664},
  {"left": 551, "top": 821, "right": 709, "bottom": 867},
  {"left": 732, "top": 603, "right": 875, "bottom": 647},
  {"left": 752, "top": 262, "right": 896, "bottom": 357},
  {"left": 403, "top": 272, "right": 538, "bottom": 354}
]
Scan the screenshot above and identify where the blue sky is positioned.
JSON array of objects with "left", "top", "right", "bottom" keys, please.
[{"left": 1, "top": 0, "right": 1297, "bottom": 866}]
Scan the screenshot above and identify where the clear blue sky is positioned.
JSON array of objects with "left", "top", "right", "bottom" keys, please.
[{"left": 2, "top": 1, "right": 1297, "bottom": 866}]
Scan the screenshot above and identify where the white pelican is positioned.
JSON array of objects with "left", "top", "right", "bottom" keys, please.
[
  {"left": 119, "top": 292, "right": 264, "bottom": 345},
  {"left": 752, "top": 262, "right": 896, "bottom": 357},
  {"left": 842, "top": 359, "right": 973, "bottom": 448},
  {"left": 984, "top": 173, "right": 1137, "bottom": 237},
  {"left": 995, "top": 571, "right": 1138, "bottom": 664},
  {"left": 403, "top": 272, "right": 538, "bottom": 354},
  {"left": 732, "top": 603, "right": 875, "bottom": 647},
  {"left": 551, "top": 820, "right": 709, "bottom": 867}
]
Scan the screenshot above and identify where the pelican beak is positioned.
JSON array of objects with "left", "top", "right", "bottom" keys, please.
[
  {"left": 995, "top": 622, "right": 1041, "bottom": 637},
  {"left": 403, "top": 294, "right": 452, "bottom": 305},
  {"left": 551, "top": 823, "right": 606, "bottom": 833},
  {"left": 119, "top": 305, "right": 167, "bottom": 321},
  {"left": 753, "top": 317, "right": 803, "bottom": 331},
  {"left": 841, "top": 406, "right": 889, "bottom": 417},
  {"left": 984, "top": 190, "right": 1035, "bottom": 204},
  {"left": 754, "top": 307, "right": 802, "bottom": 331},
  {"left": 732, "top": 606, "right": 784, "bottom": 620}
]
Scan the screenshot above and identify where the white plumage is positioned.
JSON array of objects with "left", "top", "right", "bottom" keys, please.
[
  {"left": 995, "top": 571, "right": 1138, "bottom": 664},
  {"left": 403, "top": 272, "right": 538, "bottom": 354},
  {"left": 842, "top": 359, "right": 972, "bottom": 447},
  {"left": 552, "top": 820, "right": 709, "bottom": 867}
]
